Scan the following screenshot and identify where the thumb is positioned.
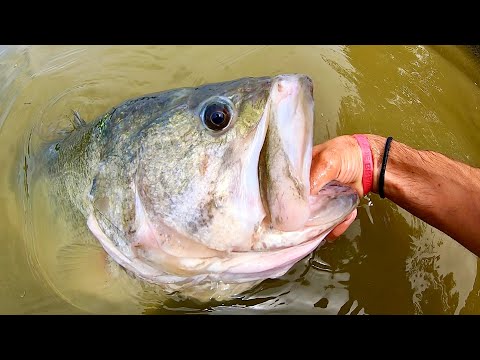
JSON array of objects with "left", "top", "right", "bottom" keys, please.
[{"left": 310, "top": 149, "right": 339, "bottom": 194}]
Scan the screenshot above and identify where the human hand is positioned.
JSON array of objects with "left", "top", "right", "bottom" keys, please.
[{"left": 310, "top": 135, "right": 367, "bottom": 240}]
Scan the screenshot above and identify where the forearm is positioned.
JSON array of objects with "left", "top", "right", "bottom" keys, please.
[{"left": 365, "top": 134, "right": 480, "bottom": 256}]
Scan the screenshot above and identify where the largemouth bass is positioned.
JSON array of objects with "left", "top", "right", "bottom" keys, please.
[{"left": 46, "top": 74, "right": 359, "bottom": 299}]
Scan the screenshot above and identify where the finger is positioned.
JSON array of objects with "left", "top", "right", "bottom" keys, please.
[
  {"left": 312, "top": 143, "right": 326, "bottom": 158},
  {"left": 326, "top": 208, "right": 358, "bottom": 241}
]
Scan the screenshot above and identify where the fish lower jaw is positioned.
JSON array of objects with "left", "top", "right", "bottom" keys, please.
[
  {"left": 87, "top": 212, "right": 327, "bottom": 288},
  {"left": 217, "top": 235, "right": 327, "bottom": 282}
]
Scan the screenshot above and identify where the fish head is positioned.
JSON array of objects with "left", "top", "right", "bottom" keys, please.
[{"left": 86, "top": 74, "right": 359, "bottom": 293}]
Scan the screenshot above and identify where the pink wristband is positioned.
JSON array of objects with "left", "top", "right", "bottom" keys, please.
[{"left": 352, "top": 134, "right": 373, "bottom": 195}]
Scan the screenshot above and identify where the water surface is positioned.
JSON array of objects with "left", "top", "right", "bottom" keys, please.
[{"left": 1, "top": 45, "right": 479, "bottom": 314}]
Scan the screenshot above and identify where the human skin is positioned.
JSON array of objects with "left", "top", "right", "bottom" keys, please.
[{"left": 310, "top": 134, "right": 480, "bottom": 257}]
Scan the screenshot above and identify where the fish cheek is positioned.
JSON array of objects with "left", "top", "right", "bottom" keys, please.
[
  {"left": 199, "top": 155, "right": 208, "bottom": 176},
  {"left": 88, "top": 161, "right": 138, "bottom": 247},
  {"left": 187, "top": 197, "right": 216, "bottom": 235}
]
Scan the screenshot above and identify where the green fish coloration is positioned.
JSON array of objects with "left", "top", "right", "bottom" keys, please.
[{"left": 45, "top": 74, "right": 359, "bottom": 300}]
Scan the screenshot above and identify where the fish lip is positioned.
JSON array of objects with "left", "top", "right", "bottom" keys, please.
[
  {"left": 216, "top": 235, "right": 327, "bottom": 282},
  {"left": 305, "top": 181, "right": 360, "bottom": 228},
  {"left": 257, "top": 74, "right": 315, "bottom": 232}
]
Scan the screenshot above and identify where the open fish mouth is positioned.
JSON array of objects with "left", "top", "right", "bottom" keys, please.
[
  {"left": 258, "top": 74, "right": 316, "bottom": 233},
  {"left": 252, "top": 74, "right": 359, "bottom": 248},
  {"left": 227, "top": 74, "right": 359, "bottom": 279}
]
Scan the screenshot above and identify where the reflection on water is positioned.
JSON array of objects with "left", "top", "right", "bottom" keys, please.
[{"left": 0, "top": 45, "right": 479, "bottom": 314}]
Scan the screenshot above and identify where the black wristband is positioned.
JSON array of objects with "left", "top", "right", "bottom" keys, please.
[{"left": 378, "top": 136, "right": 393, "bottom": 199}]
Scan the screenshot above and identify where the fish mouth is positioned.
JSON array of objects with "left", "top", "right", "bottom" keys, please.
[
  {"left": 254, "top": 74, "right": 359, "bottom": 248},
  {"left": 258, "top": 74, "right": 315, "bottom": 232}
]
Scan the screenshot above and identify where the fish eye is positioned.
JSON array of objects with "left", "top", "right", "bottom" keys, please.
[{"left": 201, "top": 100, "right": 233, "bottom": 132}]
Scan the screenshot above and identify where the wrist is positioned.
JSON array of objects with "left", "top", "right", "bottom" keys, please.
[
  {"left": 352, "top": 134, "right": 374, "bottom": 195},
  {"left": 364, "top": 134, "right": 387, "bottom": 194}
]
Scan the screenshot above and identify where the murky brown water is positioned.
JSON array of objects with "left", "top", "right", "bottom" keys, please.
[{"left": 1, "top": 45, "right": 479, "bottom": 314}]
